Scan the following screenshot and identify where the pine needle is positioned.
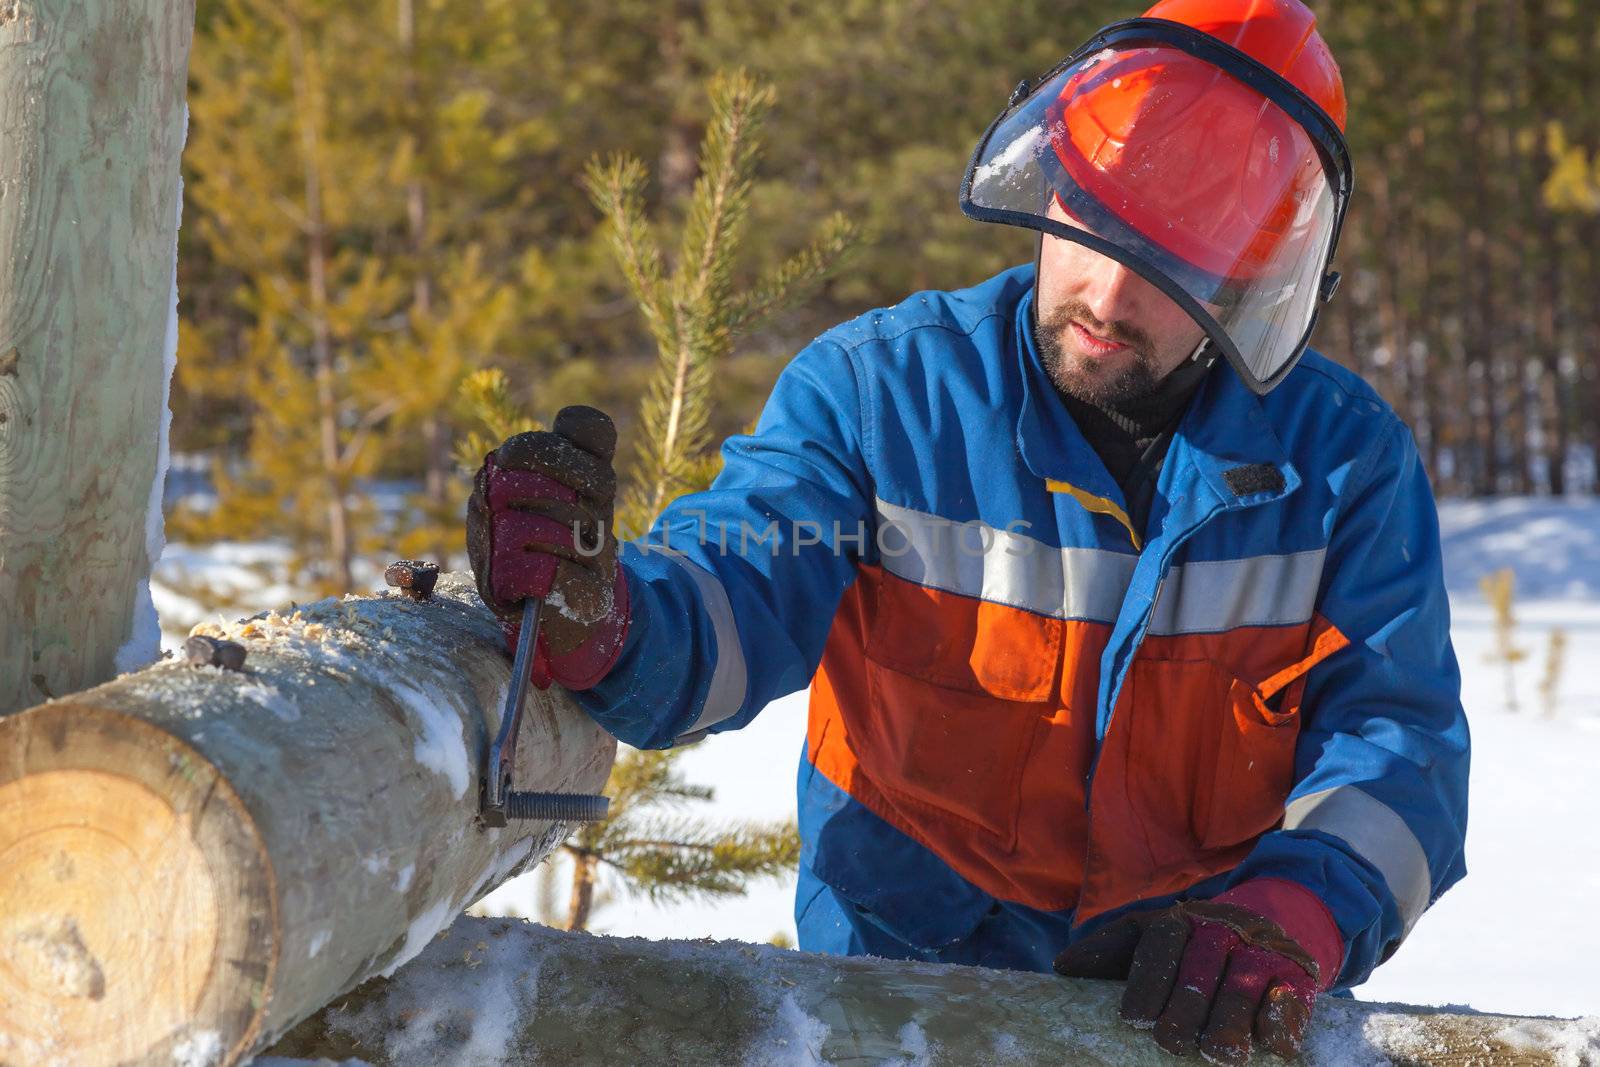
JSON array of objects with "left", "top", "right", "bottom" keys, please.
[{"left": 453, "top": 368, "right": 540, "bottom": 470}]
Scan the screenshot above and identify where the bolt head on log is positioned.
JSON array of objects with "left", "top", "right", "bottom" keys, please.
[
  {"left": 184, "top": 634, "right": 248, "bottom": 671},
  {"left": 384, "top": 560, "right": 440, "bottom": 601}
]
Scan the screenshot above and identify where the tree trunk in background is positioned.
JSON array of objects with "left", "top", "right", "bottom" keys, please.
[
  {"left": 0, "top": 572, "right": 616, "bottom": 1067},
  {"left": 287, "top": 12, "right": 355, "bottom": 591},
  {"left": 1522, "top": 0, "right": 1570, "bottom": 495},
  {"left": 1494, "top": 115, "right": 1533, "bottom": 497},
  {"left": 397, "top": 0, "right": 453, "bottom": 560},
  {"left": 656, "top": 0, "right": 701, "bottom": 206},
  {"left": 1417, "top": 192, "right": 1448, "bottom": 489},
  {"left": 0, "top": 0, "right": 195, "bottom": 715},
  {"left": 265, "top": 915, "right": 1600, "bottom": 1066},
  {"left": 1372, "top": 155, "right": 1409, "bottom": 419},
  {"left": 1577, "top": 1, "right": 1600, "bottom": 487},
  {"left": 1586, "top": 223, "right": 1600, "bottom": 494},
  {"left": 1497, "top": 0, "right": 1536, "bottom": 496},
  {"left": 1452, "top": 210, "right": 1483, "bottom": 496},
  {"left": 1461, "top": 0, "right": 1501, "bottom": 495},
  {"left": 566, "top": 849, "right": 599, "bottom": 931}
]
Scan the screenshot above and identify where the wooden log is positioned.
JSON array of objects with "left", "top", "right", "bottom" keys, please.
[
  {"left": 0, "top": 0, "right": 195, "bottom": 714},
  {"left": 264, "top": 915, "right": 1599, "bottom": 1066},
  {"left": 0, "top": 573, "right": 616, "bottom": 1067}
]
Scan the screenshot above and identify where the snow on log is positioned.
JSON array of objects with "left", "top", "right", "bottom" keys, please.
[
  {"left": 260, "top": 915, "right": 1600, "bottom": 1067},
  {"left": 0, "top": 0, "right": 194, "bottom": 714},
  {"left": 0, "top": 573, "right": 616, "bottom": 1067}
]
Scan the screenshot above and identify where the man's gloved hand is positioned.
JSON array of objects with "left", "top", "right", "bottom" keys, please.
[
  {"left": 466, "top": 405, "right": 629, "bottom": 691},
  {"left": 1052, "top": 879, "right": 1344, "bottom": 1064}
]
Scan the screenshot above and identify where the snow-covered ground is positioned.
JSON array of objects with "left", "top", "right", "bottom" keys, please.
[
  {"left": 1359, "top": 498, "right": 1600, "bottom": 1018},
  {"left": 153, "top": 497, "right": 1600, "bottom": 1019}
]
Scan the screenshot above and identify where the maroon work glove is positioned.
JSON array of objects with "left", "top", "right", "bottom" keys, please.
[
  {"left": 465, "top": 405, "right": 629, "bottom": 691},
  {"left": 1053, "top": 879, "right": 1344, "bottom": 1063}
]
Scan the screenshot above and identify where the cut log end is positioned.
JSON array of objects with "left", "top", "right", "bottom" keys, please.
[
  {"left": 0, "top": 574, "right": 615, "bottom": 1066},
  {"left": 0, "top": 704, "right": 276, "bottom": 1067}
]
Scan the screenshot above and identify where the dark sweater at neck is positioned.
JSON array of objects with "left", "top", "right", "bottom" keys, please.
[
  {"left": 1056, "top": 352, "right": 1212, "bottom": 489},
  {"left": 1045, "top": 332, "right": 1216, "bottom": 544}
]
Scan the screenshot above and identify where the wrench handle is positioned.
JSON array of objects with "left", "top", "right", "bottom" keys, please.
[{"left": 483, "top": 597, "right": 542, "bottom": 821}]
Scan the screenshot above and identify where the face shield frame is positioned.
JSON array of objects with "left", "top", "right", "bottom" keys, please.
[{"left": 959, "top": 17, "right": 1354, "bottom": 395}]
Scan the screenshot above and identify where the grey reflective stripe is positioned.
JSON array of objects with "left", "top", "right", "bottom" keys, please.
[
  {"left": 1283, "top": 785, "right": 1433, "bottom": 933},
  {"left": 874, "top": 497, "right": 1135, "bottom": 623},
  {"left": 873, "top": 498, "right": 1326, "bottom": 633},
  {"left": 655, "top": 549, "right": 749, "bottom": 735},
  {"left": 1148, "top": 548, "right": 1326, "bottom": 635}
]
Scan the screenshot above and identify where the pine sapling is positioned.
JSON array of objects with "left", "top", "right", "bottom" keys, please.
[
  {"left": 582, "top": 68, "right": 859, "bottom": 536},
  {"left": 360, "top": 245, "right": 520, "bottom": 562},
  {"left": 557, "top": 747, "right": 800, "bottom": 932},
  {"left": 182, "top": 0, "right": 414, "bottom": 595},
  {"left": 456, "top": 69, "right": 847, "bottom": 931},
  {"left": 453, "top": 367, "right": 542, "bottom": 471}
]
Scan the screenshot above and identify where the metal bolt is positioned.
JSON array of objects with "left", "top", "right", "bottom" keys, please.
[
  {"left": 385, "top": 559, "right": 439, "bottom": 601},
  {"left": 503, "top": 791, "right": 610, "bottom": 823},
  {"left": 185, "top": 635, "right": 247, "bottom": 671}
]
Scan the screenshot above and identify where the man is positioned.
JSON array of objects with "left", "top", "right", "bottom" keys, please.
[{"left": 467, "top": 0, "right": 1469, "bottom": 1061}]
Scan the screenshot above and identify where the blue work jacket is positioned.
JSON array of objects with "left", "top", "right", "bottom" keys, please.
[{"left": 574, "top": 264, "right": 1469, "bottom": 988}]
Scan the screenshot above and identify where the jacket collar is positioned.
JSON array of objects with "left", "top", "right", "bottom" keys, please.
[
  {"left": 1013, "top": 284, "right": 1124, "bottom": 506},
  {"left": 1011, "top": 277, "right": 1300, "bottom": 520},
  {"left": 1170, "top": 357, "right": 1301, "bottom": 514}
]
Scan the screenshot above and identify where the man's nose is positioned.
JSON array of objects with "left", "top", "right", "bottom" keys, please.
[{"left": 1078, "top": 256, "right": 1149, "bottom": 326}]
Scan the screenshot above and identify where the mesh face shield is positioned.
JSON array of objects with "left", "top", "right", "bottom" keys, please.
[{"left": 960, "top": 19, "right": 1352, "bottom": 394}]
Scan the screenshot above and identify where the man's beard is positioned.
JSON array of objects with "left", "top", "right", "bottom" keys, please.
[{"left": 1035, "top": 298, "right": 1162, "bottom": 409}]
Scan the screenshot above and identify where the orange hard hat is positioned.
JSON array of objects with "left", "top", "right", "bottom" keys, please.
[
  {"left": 1141, "top": 0, "right": 1346, "bottom": 130},
  {"left": 960, "top": 0, "right": 1353, "bottom": 392},
  {"left": 1050, "top": 0, "right": 1345, "bottom": 284}
]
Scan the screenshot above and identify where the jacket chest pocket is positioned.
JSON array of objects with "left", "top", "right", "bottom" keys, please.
[
  {"left": 855, "top": 567, "right": 1062, "bottom": 845},
  {"left": 1125, "top": 617, "right": 1351, "bottom": 858}
]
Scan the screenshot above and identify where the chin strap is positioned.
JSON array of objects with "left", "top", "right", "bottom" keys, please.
[{"left": 1031, "top": 232, "right": 1044, "bottom": 332}]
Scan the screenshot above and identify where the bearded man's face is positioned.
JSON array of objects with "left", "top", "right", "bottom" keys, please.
[{"left": 1033, "top": 200, "right": 1210, "bottom": 406}]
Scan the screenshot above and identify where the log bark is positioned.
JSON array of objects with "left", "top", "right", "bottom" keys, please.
[
  {"left": 0, "top": 0, "right": 194, "bottom": 714},
  {"left": 0, "top": 573, "right": 616, "bottom": 1067},
  {"left": 264, "top": 915, "right": 1600, "bottom": 1066}
]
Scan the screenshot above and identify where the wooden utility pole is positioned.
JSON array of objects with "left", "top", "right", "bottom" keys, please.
[
  {"left": 0, "top": 0, "right": 196, "bottom": 714},
  {"left": 0, "top": 573, "right": 617, "bottom": 1066},
  {"left": 266, "top": 915, "right": 1599, "bottom": 1066}
]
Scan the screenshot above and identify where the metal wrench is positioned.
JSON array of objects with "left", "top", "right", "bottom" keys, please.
[{"left": 479, "top": 596, "right": 611, "bottom": 828}]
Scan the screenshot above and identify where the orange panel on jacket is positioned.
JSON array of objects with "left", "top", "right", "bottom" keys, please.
[
  {"left": 809, "top": 563, "right": 1105, "bottom": 912},
  {"left": 808, "top": 562, "right": 1350, "bottom": 919}
]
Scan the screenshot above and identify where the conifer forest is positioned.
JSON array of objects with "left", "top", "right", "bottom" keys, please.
[{"left": 170, "top": 0, "right": 1600, "bottom": 596}]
